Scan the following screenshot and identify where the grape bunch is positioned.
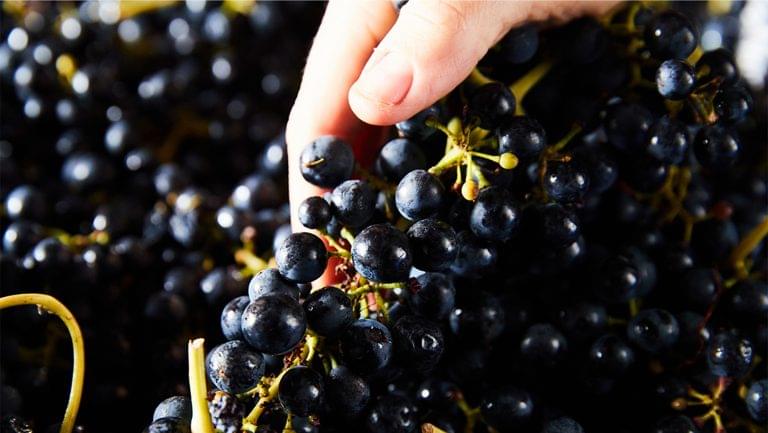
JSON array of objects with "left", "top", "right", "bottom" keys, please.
[
  {"left": 0, "top": 2, "right": 322, "bottom": 432},
  {"left": 141, "top": 3, "right": 766, "bottom": 433}
]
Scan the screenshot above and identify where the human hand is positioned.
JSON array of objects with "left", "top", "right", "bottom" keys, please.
[{"left": 286, "top": 0, "right": 619, "bottom": 231}]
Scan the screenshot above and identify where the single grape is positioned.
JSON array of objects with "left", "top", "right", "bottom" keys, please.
[
  {"left": 299, "top": 136, "right": 354, "bottom": 188},
  {"left": 153, "top": 396, "right": 192, "bottom": 422},
  {"left": 469, "top": 82, "right": 516, "bottom": 129},
  {"left": 656, "top": 59, "right": 695, "bottom": 100},
  {"left": 469, "top": 186, "right": 519, "bottom": 242},
  {"left": 375, "top": 138, "right": 426, "bottom": 182},
  {"left": 497, "top": 116, "right": 546, "bottom": 161},
  {"left": 205, "top": 340, "right": 265, "bottom": 394},
  {"left": 303, "top": 286, "right": 353, "bottom": 337},
  {"left": 480, "top": 387, "right": 534, "bottom": 431},
  {"left": 330, "top": 180, "right": 376, "bottom": 228},
  {"left": 364, "top": 394, "right": 418, "bottom": 433},
  {"left": 339, "top": 319, "right": 393, "bottom": 374},
  {"left": 324, "top": 366, "right": 371, "bottom": 418},
  {"left": 644, "top": 10, "right": 698, "bottom": 60},
  {"left": 542, "top": 159, "right": 590, "bottom": 203},
  {"left": 351, "top": 223, "right": 412, "bottom": 282},
  {"left": 248, "top": 268, "right": 300, "bottom": 301},
  {"left": 588, "top": 334, "right": 635, "bottom": 377},
  {"left": 541, "top": 417, "right": 584, "bottom": 433},
  {"left": 520, "top": 323, "right": 568, "bottom": 366},
  {"left": 143, "top": 417, "right": 191, "bottom": 433},
  {"left": 746, "top": 379, "right": 768, "bottom": 423},
  {"left": 714, "top": 86, "right": 752, "bottom": 123},
  {"left": 275, "top": 233, "right": 328, "bottom": 283},
  {"left": 406, "top": 219, "right": 458, "bottom": 272},
  {"left": 627, "top": 309, "right": 680, "bottom": 353},
  {"left": 645, "top": 115, "right": 689, "bottom": 164},
  {"left": 278, "top": 366, "right": 324, "bottom": 417},
  {"left": 392, "top": 315, "right": 444, "bottom": 372},
  {"left": 241, "top": 294, "right": 306, "bottom": 355},
  {"left": 395, "top": 169, "right": 444, "bottom": 221},
  {"left": 707, "top": 331, "right": 753, "bottom": 378},
  {"left": 402, "top": 272, "right": 455, "bottom": 321},
  {"left": 298, "top": 196, "right": 331, "bottom": 229},
  {"left": 220, "top": 296, "right": 250, "bottom": 341}
]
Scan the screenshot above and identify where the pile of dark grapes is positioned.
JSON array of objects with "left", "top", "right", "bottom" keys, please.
[
  {"left": 0, "top": 2, "right": 322, "bottom": 432},
  {"left": 2, "top": 2, "right": 767, "bottom": 433}
]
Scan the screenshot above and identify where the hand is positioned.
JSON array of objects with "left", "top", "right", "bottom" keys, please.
[{"left": 286, "top": 0, "right": 619, "bottom": 230}]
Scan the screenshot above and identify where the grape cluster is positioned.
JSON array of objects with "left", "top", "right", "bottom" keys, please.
[
  {"left": 146, "top": 3, "right": 767, "bottom": 433},
  {"left": 0, "top": 2, "right": 765, "bottom": 433},
  {"left": 0, "top": 2, "right": 322, "bottom": 432}
]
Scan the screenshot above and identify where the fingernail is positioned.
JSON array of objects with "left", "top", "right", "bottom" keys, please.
[{"left": 352, "top": 50, "right": 412, "bottom": 106}]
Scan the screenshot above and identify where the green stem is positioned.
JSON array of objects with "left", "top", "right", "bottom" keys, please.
[
  {"left": 188, "top": 339, "right": 215, "bottom": 433},
  {"left": 509, "top": 61, "right": 553, "bottom": 115}
]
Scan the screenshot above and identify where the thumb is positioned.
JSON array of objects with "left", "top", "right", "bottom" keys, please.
[{"left": 348, "top": 0, "right": 528, "bottom": 126}]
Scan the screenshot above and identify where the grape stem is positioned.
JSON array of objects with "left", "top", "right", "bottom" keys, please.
[
  {"left": 235, "top": 248, "right": 269, "bottom": 276},
  {"left": 421, "top": 424, "right": 449, "bottom": 433},
  {"left": 188, "top": 339, "right": 215, "bottom": 433},
  {"left": 0, "top": 294, "right": 84, "bottom": 433},
  {"left": 509, "top": 60, "right": 553, "bottom": 115},
  {"left": 729, "top": 216, "right": 768, "bottom": 279},
  {"left": 243, "top": 369, "right": 288, "bottom": 428}
]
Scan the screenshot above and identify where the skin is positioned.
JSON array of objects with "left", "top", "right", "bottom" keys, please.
[{"left": 286, "top": 0, "right": 619, "bottom": 281}]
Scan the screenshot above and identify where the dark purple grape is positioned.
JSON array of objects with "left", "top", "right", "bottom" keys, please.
[
  {"left": 605, "top": 103, "right": 654, "bottom": 154},
  {"left": 645, "top": 115, "right": 689, "bottom": 164},
  {"left": 497, "top": 116, "right": 546, "bottom": 161},
  {"left": 153, "top": 396, "right": 192, "bottom": 423},
  {"left": 469, "top": 82, "right": 516, "bottom": 129},
  {"left": 656, "top": 59, "right": 695, "bottom": 100},
  {"left": 351, "top": 223, "right": 412, "bottom": 282},
  {"left": 375, "top": 138, "right": 426, "bottom": 182},
  {"left": 143, "top": 417, "right": 191, "bottom": 433},
  {"left": 627, "top": 309, "right": 679, "bottom": 353},
  {"left": 331, "top": 180, "right": 376, "bottom": 228},
  {"left": 644, "top": 11, "right": 698, "bottom": 60},
  {"left": 449, "top": 292, "right": 505, "bottom": 342},
  {"left": 480, "top": 387, "right": 534, "bottom": 431},
  {"left": 303, "top": 286, "right": 353, "bottom": 337},
  {"left": 248, "top": 268, "right": 300, "bottom": 301},
  {"left": 339, "top": 319, "right": 393, "bottom": 374},
  {"left": 542, "top": 159, "right": 589, "bottom": 203},
  {"left": 402, "top": 272, "right": 455, "bottom": 320},
  {"left": 693, "top": 125, "right": 740, "bottom": 171},
  {"left": 241, "top": 294, "right": 306, "bottom": 355},
  {"left": 298, "top": 196, "right": 331, "bottom": 229},
  {"left": 746, "top": 379, "right": 768, "bottom": 423},
  {"left": 469, "top": 186, "right": 519, "bottom": 241},
  {"left": 276, "top": 233, "right": 328, "bottom": 283},
  {"left": 299, "top": 136, "right": 354, "bottom": 188},
  {"left": 4, "top": 185, "right": 45, "bottom": 221},
  {"left": 450, "top": 230, "right": 497, "bottom": 277},
  {"left": 406, "top": 219, "right": 458, "bottom": 272},
  {"left": 396, "top": 104, "right": 442, "bottom": 140},
  {"left": 278, "top": 366, "right": 324, "bottom": 417},
  {"left": 695, "top": 48, "right": 738, "bottom": 86},
  {"left": 714, "top": 86, "right": 752, "bottom": 123},
  {"left": 395, "top": 169, "right": 444, "bottom": 222},
  {"left": 220, "top": 296, "right": 250, "bottom": 341},
  {"left": 392, "top": 315, "right": 444, "bottom": 372},
  {"left": 364, "top": 394, "right": 418, "bottom": 433},
  {"left": 707, "top": 331, "right": 753, "bottom": 378},
  {"left": 520, "top": 323, "right": 568, "bottom": 366},
  {"left": 588, "top": 334, "right": 635, "bottom": 377},
  {"left": 206, "top": 340, "right": 265, "bottom": 394},
  {"left": 542, "top": 417, "right": 584, "bottom": 433},
  {"left": 324, "top": 366, "right": 371, "bottom": 419}
]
